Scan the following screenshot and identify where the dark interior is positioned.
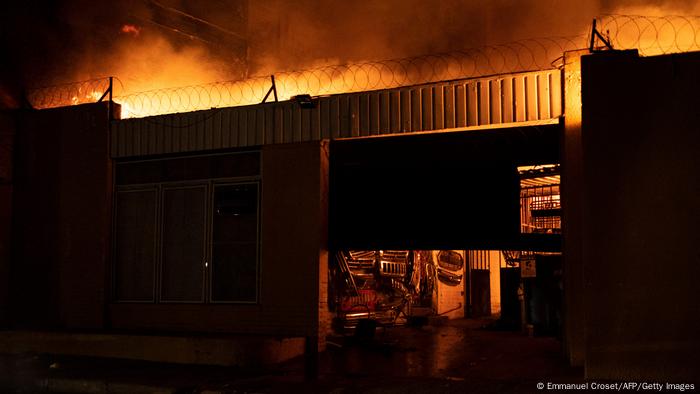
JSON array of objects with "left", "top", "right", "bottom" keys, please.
[{"left": 330, "top": 124, "right": 561, "bottom": 251}]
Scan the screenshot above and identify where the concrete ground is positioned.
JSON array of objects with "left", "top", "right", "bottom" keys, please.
[{"left": 0, "top": 318, "right": 583, "bottom": 393}]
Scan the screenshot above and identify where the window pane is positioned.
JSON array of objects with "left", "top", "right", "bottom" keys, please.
[
  {"left": 115, "top": 190, "right": 156, "bottom": 301},
  {"left": 211, "top": 183, "right": 259, "bottom": 302},
  {"left": 161, "top": 187, "right": 206, "bottom": 301}
]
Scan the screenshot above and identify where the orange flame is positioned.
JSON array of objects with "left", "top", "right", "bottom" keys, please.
[
  {"left": 120, "top": 24, "right": 141, "bottom": 36},
  {"left": 70, "top": 89, "right": 105, "bottom": 106}
]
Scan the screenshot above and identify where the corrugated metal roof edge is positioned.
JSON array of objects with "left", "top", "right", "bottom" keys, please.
[{"left": 111, "top": 68, "right": 560, "bottom": 124}]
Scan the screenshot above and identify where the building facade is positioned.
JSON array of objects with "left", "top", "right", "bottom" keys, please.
[{"left": 0, "top": 50, "right": 698, "bottom": 379}]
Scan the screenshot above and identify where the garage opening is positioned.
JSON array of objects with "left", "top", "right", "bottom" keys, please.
[{"left": 328, "top": 127, "right": 561, "bottom": 336}]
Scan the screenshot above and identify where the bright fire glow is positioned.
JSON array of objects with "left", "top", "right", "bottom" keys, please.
[
  {"left": 28, "top": 12, "right": 700, "bottom": 119},
  {"left": 599, "top": 14, "right": 700, "bottom": 56},
  {"left": 120, "top": 24, "right": 141, "bottom": 36},
  {"left": 70, "top": 89, "right": 105, "bottom": 106},
  {"left": 33, "top": 21, "right": 588, "bottom": 119}
]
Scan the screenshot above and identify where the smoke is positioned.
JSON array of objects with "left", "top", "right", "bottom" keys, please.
[
  {"left": 1, "top": 0, "right": 699, "bottom": 109},
  {"left": 603, "top": 0, "right": 700, "bottom": 14},
  {"left": 0, "top": 0, "right": 243, "bottom": 107},
  {"left": 248, "top": 0, "right": 603, "bottom": 74},
  {"left": 249, "top": 0, "right": 700, "bottom": 74}
]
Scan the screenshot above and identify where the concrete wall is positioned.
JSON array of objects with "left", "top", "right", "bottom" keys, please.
[
  {"left": 0, "top": 111, "right": 14, "bottom": 327},
  {"left": 580, "top": 51, "right": 700, "bottom": 380},
  {"left": 562, "top": 49, "right": 588, "bottom": 367},
  {"left": 11, "top": 103, "right": 112, "bottom": 329},
  {"left": 0, "top": 331, "right": 304, "bottom": 367},
  {"left": 261, "top": 141, "right": 329, "bottom": 343},
  {"left": 109, "top": 141, "right": 330, "bottom": 341}
]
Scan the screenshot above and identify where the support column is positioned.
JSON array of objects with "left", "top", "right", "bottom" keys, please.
[{"left": 561, "top": 50, "right": 588, "bottom": 367}]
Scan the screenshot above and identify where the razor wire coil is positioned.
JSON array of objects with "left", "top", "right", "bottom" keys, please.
[
  {"left": 598, "top": 14, "right": 700, "bottom": 55},
  {"left": 25, "top": 14, "right": 700, "bottom": 118}
]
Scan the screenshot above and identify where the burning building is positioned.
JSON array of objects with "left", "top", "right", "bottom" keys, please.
[{"left": 0, "top": 1, "right": 699, "bottom": 385}]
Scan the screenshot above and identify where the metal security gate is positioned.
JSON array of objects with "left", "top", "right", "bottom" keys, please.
[{"left": 468, "top": 250, "right": 491, "bottom": 317}]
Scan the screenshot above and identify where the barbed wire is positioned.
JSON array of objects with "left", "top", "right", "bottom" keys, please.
[
  {"left": 25, "top": 77, "right": 116, "bottom": 109},
  {"left": 25, "top": 14, "right": 700, "bottom": 118},
  {"left": 25, "top": 36, "right": 585, "bottom": 118},
  {"left": 598, "top": 14, "right": 700, "bottom": 55},
  {"left": 117, "top": 36, "right": 583, "bottom": 118}
]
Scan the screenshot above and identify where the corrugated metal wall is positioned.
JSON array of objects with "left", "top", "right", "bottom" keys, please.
[{"left": 111, "top": 69, "right": 562, "bottom": 158}]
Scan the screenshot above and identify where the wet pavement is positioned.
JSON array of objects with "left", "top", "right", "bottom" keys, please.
[{"left": 0, "top": 318, "right": 583, "bottom": 393}]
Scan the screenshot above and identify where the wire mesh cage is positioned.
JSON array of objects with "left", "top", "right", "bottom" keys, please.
[
  {"left": 529, "top": 195, "right": 562, "bottom": 234},
  {"left": 519, "top": 165, "right": 561, "bottom": 234}
]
